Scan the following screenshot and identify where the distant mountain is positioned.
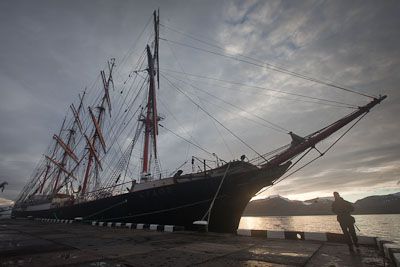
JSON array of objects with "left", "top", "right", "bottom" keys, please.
[
  {"left": 244, "top": 196, "right": 306, "bottom": 216},
  {"left": 354, "top": 193, "right": 400, "bottom": 214},
  {"left": 243, "top": 192, "right": 400, "bottom": 216},
  {"left": 0, "top": 198, "right": 13, "bottom": 219},
  {"left": 0, "top": 197, "right": 14, "bottom": 207}
]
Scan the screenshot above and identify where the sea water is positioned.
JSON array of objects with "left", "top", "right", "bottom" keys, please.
[{"left": 239, "top": 214, "right": 400, "bottom": 243}]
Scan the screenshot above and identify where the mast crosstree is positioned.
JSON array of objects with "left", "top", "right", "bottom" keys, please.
[{"left": 81, "top": 59, "right": 116, "bottom": 196}]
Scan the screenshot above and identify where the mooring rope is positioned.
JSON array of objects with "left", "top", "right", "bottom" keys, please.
[{"left": 201, "top": 162, "right": 231, "bottom": 222}]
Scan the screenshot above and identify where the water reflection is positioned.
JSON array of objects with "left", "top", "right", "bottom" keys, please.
[{"left": 239, "top": 214, "right": 400, "bottom": 243}]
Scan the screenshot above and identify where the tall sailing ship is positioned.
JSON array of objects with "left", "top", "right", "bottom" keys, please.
[{"left": 12, "top": 11, "right": 386, "bottom": 232}]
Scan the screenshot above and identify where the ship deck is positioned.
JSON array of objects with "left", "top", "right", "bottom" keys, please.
[{"left": 0, "top": 219, "right": 385, "bottom": 266}]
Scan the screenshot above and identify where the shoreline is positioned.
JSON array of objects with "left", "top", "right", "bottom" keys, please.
[{"left": 243, "top": 213, "right": 400, "bottom": 217}]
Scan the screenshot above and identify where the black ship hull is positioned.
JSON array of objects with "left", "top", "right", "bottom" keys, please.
[{"left": 12, "top": 162, "right": 290, "bottom": 233}]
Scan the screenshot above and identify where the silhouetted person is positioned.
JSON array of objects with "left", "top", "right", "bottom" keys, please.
[
  {"left": 332, "top": 191, "right": 359, "bottom": 251},
  {"left": 173, "top": 170, "right": 183, "bottom": 178},
  {"left": 173, "top": 170, "right": 183, "bottom": 183},
  {"left": 0, "top": 182, "right": 8, "bottom": 192},
  {"left": 126, "top": 180, "right": 137, "bottom": 193}
]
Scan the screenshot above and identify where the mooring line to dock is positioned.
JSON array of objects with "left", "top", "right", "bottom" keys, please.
[
  {"left": 301, "top": 243, "right": 324, "bottom": 267},
  {"left": 89, "top": 197, "right": 222, "bottom": 222},
  {"left": 200, "top": 162, "right": 231, "bottom": 223},
  {"left": 83, "top": 199, "right": 128, "bottom": 221}
]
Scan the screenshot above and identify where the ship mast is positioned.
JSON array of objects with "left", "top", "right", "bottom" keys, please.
[
  {"left": 39, "top": 116, "right": 66, "bottom": 194},
  {"left": 81, "top": 60, "right": 115, "bottom": 196},
  {"left": 52, "top": 126, "right": 77, "bottom": 194},
  {"left": 51, "top": 92, "right": 85, "bottom": 195},
  {"left": 141, "top": 10, "right": 160, "bottom": 179},
  {"left": 35, "top": 92, "right": 85, "bottom": 197}
]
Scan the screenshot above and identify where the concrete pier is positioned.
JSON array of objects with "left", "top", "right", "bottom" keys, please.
[{"left": 0, "top": 219, "right": 385, "bottom": 266}]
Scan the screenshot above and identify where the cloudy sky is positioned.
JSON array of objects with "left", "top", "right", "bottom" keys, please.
[{"left": 1, "top": 0, "right": 399, "bottom": 205}]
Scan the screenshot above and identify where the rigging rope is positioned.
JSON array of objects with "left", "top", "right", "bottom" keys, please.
[
  {"left": 160, "top": 37, "right": 375, "bottom": 99},
  {"left": 255, "top": 112, "right": 368, "bottom": 197},
  {"left": 160, "top": 18, "right": 359, "bottom": 98},
  {"left": 163, "top": 71, "right": 289, "bottom": 133},
  {"left": 114, "top": 15, "right": 153, "bottom": 77},
  {"left": 161, "top": 69, "right": 358, "bottom": 109},
  {"left": 158, "top": 124, "right": 214, "bottom": 156},
  {"left": 158, "top": 98, "right": 204, "bottom": 149},
  {"left": 164, "top": 38, "right": 238, "bottom": 157},
  {"left": 161, "top": 73, "right": 267, "bottom": 161},
  {"left": 179, "top": 89, "right": 286, "bottom": 134}
]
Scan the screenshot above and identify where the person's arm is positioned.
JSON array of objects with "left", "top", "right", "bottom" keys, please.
[
  {"left": 346, "top": 201, "right": 355, "bottom": 212},
  {"left": 332, "top": 202, "right": 337, "bottom": 214}
]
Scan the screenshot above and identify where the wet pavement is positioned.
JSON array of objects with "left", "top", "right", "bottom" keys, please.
[{"left": 0, "top": 219, "right": 384, "bottom": 266}]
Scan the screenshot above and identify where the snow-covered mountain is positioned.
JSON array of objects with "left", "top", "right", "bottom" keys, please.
[
  {"left": 0, "top": 197, "right": 14, "bottom": 219},
  {"left": 0, "top": 197, "right": 14, "bottom": 206},
  {"left": 244, "top": 192, "right": 400, "bottom": 216},
  {"left": 304, "top": 196, "right": 335, "bottom": 204}
]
